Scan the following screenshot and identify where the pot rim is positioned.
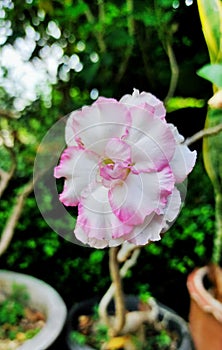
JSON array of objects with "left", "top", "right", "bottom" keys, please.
[
  {"left": 187, "top": 266, "right": 222, "bottom": 322},
  {"left": 0, "top": 270, "right": 67, "bottom": 350}
]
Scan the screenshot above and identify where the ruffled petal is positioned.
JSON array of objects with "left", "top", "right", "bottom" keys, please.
[
  {"left": 75, "top": 184, "right": 133, "bottom": 246},
  {"left": 126, "top": 187, "right": 182, "bottom": 245},
  {"left": 75, "top": 225, "right": 130, "bottom": 248},
  {"left": 120, "top": 88, "right": 166, "bottom": 119},
  {"left": 65, "top": 98, "right": 131, "bottom": 155},
  {"left": 161, "top": 186, "right": 182, "bottom": 233},
  {"left": 74, "top": 226, "right": 108, "bottom": 249},
  {"left": 170, "top": 145, "right": 197, "bottom": 183},
  {"left": 127, "top": 213, "right": 163, "bottom": 245},
  {"left": 109, "top": 166, "right": 174, "bottom": 226},
  {"left": 54, "top": 146, "right": 99, "bottom": 206},
  {"left": 126, "top": 106, "right": 176, "bottom": 171},
  {"left": 156, "top": 166, "right": 176, "bottom": 214},
  {"left": 169, "top": 125, "right": 197, "bottom": 183}
]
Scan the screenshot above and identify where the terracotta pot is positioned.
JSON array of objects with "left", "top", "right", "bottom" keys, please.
[
  {"left": 66, "top": 295, "right": 194, "bottom": 350},
  {"left": 187, "top": 266, "right": 222, "bottom": 350},
  {"left": 0, "top": 270, "right": 67, "bottom": 350}
]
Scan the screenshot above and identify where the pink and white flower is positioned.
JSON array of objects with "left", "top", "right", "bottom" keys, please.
[{"left": 54, "top": 89, "right": 196, "bottom": 248}]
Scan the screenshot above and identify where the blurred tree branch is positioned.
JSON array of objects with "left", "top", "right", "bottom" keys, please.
[
  {"left": 84, "top": 2, "right": 106, "bottom": 53},
  {"left": 0, "top": 108, "right": 33, "bottom": 257},
  {"left": 115, "top": 0, "right": 135, "bottom": 83},
  {"left": 0, "top": 179, "right": 34, "bottom": 257},
  {"left": 154, "top": 0, "right": 179, "bottom": 102}
]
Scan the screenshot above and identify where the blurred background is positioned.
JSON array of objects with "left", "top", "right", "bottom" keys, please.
[{"left": 0, "top": 0, "right": 215, "bottom": 345}]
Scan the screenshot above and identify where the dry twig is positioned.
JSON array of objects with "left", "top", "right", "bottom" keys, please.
[{"left": 184, "top": 122, "right": 222, "bottom": 146}]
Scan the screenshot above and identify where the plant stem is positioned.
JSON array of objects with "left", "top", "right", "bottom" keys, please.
[
  {"left": 109, "top": 247, "right": 126, "bottom": 337},
  {"left": 98, "top": 246, "right": 140, "bottom": 329},
  {"left": 164, "top": 35, "right": 179, "bottom": 103},
  {"left": 212, "top": 193, "right": 222, "bottom": 264}
]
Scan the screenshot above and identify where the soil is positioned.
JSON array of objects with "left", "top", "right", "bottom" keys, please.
[{"left": 71, "top": 313, "right": 179, "bottom": 350}]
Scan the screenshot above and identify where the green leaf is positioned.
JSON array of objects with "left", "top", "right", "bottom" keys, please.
[
  {"left": 166, "top": 97, "right": 205, "bottom": 113},
  {"left": 197, "top": 63, "right": 222, "bottom": 88}
]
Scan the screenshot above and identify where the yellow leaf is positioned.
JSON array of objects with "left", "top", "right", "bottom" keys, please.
[{"left": 197, "top": 0, "right": 222, "bottom": 63}]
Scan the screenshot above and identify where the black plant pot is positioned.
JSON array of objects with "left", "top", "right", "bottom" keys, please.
[{"left": 66, "top": 296, "right": 194, "bottom": 350}]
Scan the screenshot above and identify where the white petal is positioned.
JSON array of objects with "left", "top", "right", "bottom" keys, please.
[
  {"left": 76, "top": 184, "right": 133, "bottom": 245},
  {"left": 75, "top": 224, "right": 130, "bottom": 248},
  {"left": 120, "top": 89, "right": 166, "bottom": 119},
  {"left": 166, "top": 187, "right": 182, "bottom": 221},
  {"left": 169, "top": 124, "right": 184, "bottom": 143},
  {"left": 126, "top": 188, "right": 182, "bottom": 245},
  {"left": 168, "top": 124, "right": 197, "bottom": 183},
  {"left": 126, "top": 106, "right": 176, "bottom": 171},
  {"left": 104, "top": 138, "right": 131, "bottom": 163},
  {"left": 128, "top": 213, "right": 163, "bottom": 245},
  {"left": 54, "top": 147, "right": 99, "bottom": 206},
  {"left": 109, "top": 167, "right": 174, "bottom": 226},
  {"left": 170, "top": 144, "right": 197, "bottom": 183},
  {"left": 65, "top": 99, "right": 131, "bottom": 154},
  {"left": 74, "top": 226, "right": 108, "bottom": 249}
]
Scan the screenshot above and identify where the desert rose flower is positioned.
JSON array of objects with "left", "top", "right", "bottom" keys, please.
[{"left": 54, "top": 89, "right": 196, "bottom": 248}]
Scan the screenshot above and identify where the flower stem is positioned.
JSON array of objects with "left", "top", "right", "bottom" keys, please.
[{"left": 109, "top": 246, "right": 126, "bottom": 336}]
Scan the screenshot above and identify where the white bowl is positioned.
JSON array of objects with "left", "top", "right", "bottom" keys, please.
[{"left": 0, "top": 270, "right": 67, "bottom": 350}]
